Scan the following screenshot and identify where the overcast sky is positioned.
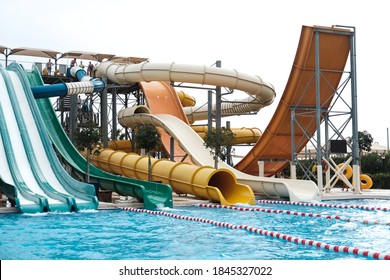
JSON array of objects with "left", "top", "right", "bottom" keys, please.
[{"left": 1, "top": 0, "right": 389, "bottom": 148}]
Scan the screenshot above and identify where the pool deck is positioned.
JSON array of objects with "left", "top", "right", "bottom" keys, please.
[{"left": 1, "top": 189, "right": 390, "bottom": 214}]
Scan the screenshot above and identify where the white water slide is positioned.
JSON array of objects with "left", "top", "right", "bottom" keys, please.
[
  {"left": 119, "top": 108, "right": 320, "bottom": 202},
  {"left": 98, "top": 61, "right": 320, "bottom": 202}
]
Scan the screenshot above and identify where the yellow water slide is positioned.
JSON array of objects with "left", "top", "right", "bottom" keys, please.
[
  {"left": 91, "top": 148, "right": 256, "bottom": 205},
  {"left": 192, "top": 126, "right": 262, "bottom": 145}
]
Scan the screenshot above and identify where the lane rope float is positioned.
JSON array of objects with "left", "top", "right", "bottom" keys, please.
[
  {"left": 197, "top": 203, "right": 390, "bottom": 226},
  {"left": 258, "top": 199, "right": 389, "bottom": 212},
  {"left": 122, "top": 207, "right": 390, "bottom": 260}
]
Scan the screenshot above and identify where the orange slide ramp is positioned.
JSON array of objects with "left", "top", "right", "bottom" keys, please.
[
  {"left": 139, "top": 81, "right": 192, "bottom": 163},
  {"left": 235, "top": 25, "right": 352, "bottom": 176}
]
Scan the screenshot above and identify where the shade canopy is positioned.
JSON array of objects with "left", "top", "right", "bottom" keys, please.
[
  {"left": 60, "top": 50, "right": 98, "bottom": 60},
  {"left": 109, "top": 56, "right": 148, "bottom": 64},
  {"left": 9, "top": 47, "right": 60, "bottom": 59},
  {"left": 0, "top": 44, "right": 148, "bottom": 64},
  {"left": 0, "top": 45, "right": 9, "bottom": 55}
]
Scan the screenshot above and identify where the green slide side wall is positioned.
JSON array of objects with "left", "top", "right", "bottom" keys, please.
[
  {"left": 10, "top": 63, "right": 98, "bottom": 211},
  {"left": 27, "top": 66, "right": 172, "bottom": 209},
  {"left": 0, "top": 65, "right": 48, "bottom": 213}
]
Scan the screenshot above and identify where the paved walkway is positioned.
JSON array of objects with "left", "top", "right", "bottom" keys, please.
[{"left": 1, "top": 189, "right": 389, "bottom": 214}]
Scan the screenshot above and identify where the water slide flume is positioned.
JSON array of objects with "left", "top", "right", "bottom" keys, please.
[
  {"left": 0, "top": 63, "right": 98, "bottom": 213},
  {"left": 97, "top": 61, "right": 276, "bottom": 107},
  {"left": 31, "top": 66, "right": 105, "bottom": 98},
  {"left": 118, "top": 106, "right": 320, "bottom": 202},
  {"left": 93, "top": 149, "right": 256, "bottom": 205},
  {"left": 97, "top": 59, "right": 320, "bottom": 202},
  {"left": 26, "top": 66, "right": 173, "bottom": 209},
  {"left": 192, "top": 126, "right": 262, "bottom": 145}
]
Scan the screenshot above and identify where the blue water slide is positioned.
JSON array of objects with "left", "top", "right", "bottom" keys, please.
[{"left": 31, "top": 66, "right": 105, "bottom": 98}]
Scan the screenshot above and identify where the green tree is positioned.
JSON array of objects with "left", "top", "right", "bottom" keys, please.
[
  {"left": 74, "top": 120, "right": 102, "bottom": 183},
  {"left": 203, "top": 127, "right": 235, "bottom": 169},
  {"left": 133, "top": 124, "right": 162, "bottom": 181},
  {"left": 347, "top": 130, "right": 373, "bottom": 156},
  {"left": 357, "top": 130, "right": 374, "bottom": 154}
]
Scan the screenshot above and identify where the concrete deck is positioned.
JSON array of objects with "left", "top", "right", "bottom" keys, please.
[
  {"left": 322, "top": 188, "right": 390, "bottom": 200},
  {"left": 1, "top": 189, "right": 389, "bottom": 214}
]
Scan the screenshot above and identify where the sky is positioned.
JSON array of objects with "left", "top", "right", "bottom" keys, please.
[{"left": 1, "top": 0, "right": 389, "bottom": 149}]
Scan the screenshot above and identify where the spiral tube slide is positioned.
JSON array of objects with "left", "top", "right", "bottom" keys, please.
[
  {"left": 92, "top": 149, "right": 256, "bottom": 206},
  {"left": 97, "top": 61, "right": 276, "bottom": 107},
  {"left": 184, "top": 95, "right": 268, "bottom": 123},
  {"left": 30, "top": 66, "right": 105, "bottom": 99}
]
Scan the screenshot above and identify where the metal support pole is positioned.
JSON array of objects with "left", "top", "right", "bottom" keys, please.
[
  {"left": 349, "top": 27, "right": 361, "bottom": 194},
  {"left": 112, "top": 88, "right": 117, "bottom": 140},
  {"left": 207, "top": 90, "right": 213, "bottom": 132},
  {"left": 69, "top": 95, "right": 78, "bottom": 143},
  {"left": 125, "top": 93, "right": 129, "bottom": 140},
  {"left": 226, "top": 120, "right": 231, "bottom": 166},
  {"left": 215, "top": 60, "right": 222, "bottom": 132},
  {"left": 215, "top": 60, "right": 222, "bottom": 169},
  {"left": 258, "top": 161, "right": 265, "bottom": 177},
  {"left": 315, "top": 30, "right": 324, "bottom": 191},
  {"left": 290, "top": 108, "right": 297, "bottom": 179},
  {"left": 101, "top": 76, "right": 108, "bottom": 148},
  {"left": 170, "top": 136, "right": 174, "bottom": 161}
]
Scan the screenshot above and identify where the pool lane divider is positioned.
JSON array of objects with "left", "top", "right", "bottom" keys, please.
[
  {"left": 258, "top": 199, "right": 390, "bottom": 212},
  {"left": 121, "top": 207, "right": 390, "bottom": 260},
  {"left": 197, "top": 203, "right": 390, "bottom": 226}
]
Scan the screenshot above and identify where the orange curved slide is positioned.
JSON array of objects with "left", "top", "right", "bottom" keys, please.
[
  {"left": 139, "top": 81, "right": 192, "bottom": 163},
  {"left": 235, "top": 25, "right": 352, "bottom": 176}
]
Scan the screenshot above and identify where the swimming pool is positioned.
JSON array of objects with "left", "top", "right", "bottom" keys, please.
[{"left": 0, "top": 199, "right": 389, "bottom": 260}]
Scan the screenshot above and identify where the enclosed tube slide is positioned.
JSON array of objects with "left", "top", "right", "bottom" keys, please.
[
  {"left": 30, "top": 66, "right": 105, "bottom": 99},
  {"left": 184, "top": 95, "right": 268, "bottom": 123},
  {"left": 97, "top": 61, "right": 276, "bottom": 107},
  {"left": 177, "top": 90, "right": 196, "bottom": 107},
  {"left": 192, "top": 126, "right": 262, "bottom": 145},
  {"left": 92, "top": 148, "right": 256, "bottom": 205}
]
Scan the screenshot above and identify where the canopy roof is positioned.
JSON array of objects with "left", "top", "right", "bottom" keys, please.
[
  {"left": 60, "top": 50, "right": 99, "bottom": 60},
  {"left": 0, "top": 44, "right": 148, "bottom": 64},
  {"left": 9, "top": 47, "right": 60, "bottom": 59},
  {"left": 109, "top": 56, "right": 148, "bottom": 64},
  {"left": 0, "top": 45, "right": 9, "bottom": 55}
]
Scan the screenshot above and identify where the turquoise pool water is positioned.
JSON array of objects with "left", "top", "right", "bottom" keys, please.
[{"left": 0, "top": 199, "right": 389, "bottom": 260}]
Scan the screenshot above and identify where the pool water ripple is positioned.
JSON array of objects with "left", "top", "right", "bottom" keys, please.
[{"left": 1, "top": 199, "right": 389, "bottom": 260}]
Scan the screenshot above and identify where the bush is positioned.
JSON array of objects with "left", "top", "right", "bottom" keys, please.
[{"left": 369, "top": 173, "right": 390, "bottom": 189}]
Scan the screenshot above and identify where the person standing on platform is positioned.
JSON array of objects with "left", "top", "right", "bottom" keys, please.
[
  {"left": 70, "top": 58, "right": 77, "bottom": 68},
  {"left": 46, "top": 59, "right": 54, "bottom": 75},
  {"left": 87, "top": 61, "right": 94, "bottom": 76}
]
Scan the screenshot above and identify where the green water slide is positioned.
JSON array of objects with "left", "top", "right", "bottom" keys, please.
[
  {"left": 0, "top": 63, "right": 98, "bottom": 213},
  {"left": 27, "top": 66, "right": 173, "bottom": 209}
]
